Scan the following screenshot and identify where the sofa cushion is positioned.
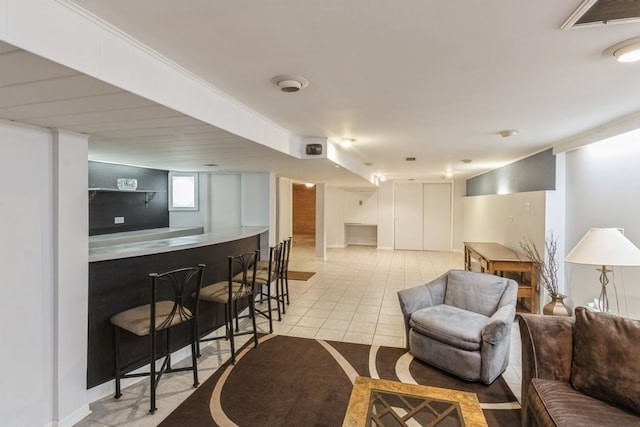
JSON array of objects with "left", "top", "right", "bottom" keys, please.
[
  {"left": 529, "top": 379, "right": 640, "bottom": 426},
  {"left": 571, "top": 307, "right": 640, "bottom": 415},
  {"left": 409, "top": 304, "right": 489, "bottom": 351},
  {"left": 444, "top": 270, "right": 506, "bottom": 316}
]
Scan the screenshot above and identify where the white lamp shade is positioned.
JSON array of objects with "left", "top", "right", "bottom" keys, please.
[{"left": 565, "top": 228, "right": 640, "bottom": 266}]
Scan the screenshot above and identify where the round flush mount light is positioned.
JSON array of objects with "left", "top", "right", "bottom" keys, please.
[
  {"left": 604, "top": 37, "right": 640, "bottom": 63},
  {"left": 498, "top": 129, "right": 518, "bottom": 138},
  {"left": 271, "top": 74, "right": 309, "bottom": 92}
]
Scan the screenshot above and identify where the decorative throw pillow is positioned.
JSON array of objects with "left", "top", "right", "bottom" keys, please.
[{"left": 571, "top": 306, "right": 640, "bottom": 414}]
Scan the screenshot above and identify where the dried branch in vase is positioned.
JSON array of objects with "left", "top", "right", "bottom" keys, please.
[{"left": 519, "top": 233, "right": 559, "bottom": 297}]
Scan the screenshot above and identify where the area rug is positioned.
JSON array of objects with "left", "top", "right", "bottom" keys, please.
[
  {"left": 159, "top": 335, "right": 520, "bottom": 427},
  {"left": 286, "top": 270, "right": 315, "bottom": 281}
]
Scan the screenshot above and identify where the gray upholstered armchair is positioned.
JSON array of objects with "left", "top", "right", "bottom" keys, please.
[{"left": 397, "top": 269, "right": 518, "bottom": 385}]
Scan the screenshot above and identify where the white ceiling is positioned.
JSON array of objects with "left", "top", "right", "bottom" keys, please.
[{"left": 4, "top": 1, "right": 640, "bottom": 186}]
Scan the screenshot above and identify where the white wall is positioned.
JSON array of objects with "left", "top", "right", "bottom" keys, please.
[
  {"left": 277, "top": 177, "right": 292, "bottom": 241},
  {"left": 326, "top": 186, "right": 345, "bottom": 247},
  {"left": 461, "top": 191, "right": 547, "bottom": 250},
  {"left": 0, "top": 121, "right": 89, "bottom": 427},
  {"left": 377, "top": 182, "right": 394, "bottom": 250},
  {"left": 0, "top": 121, "right": 54, "bottom": 426},
  {"left": 241, "top": 173, "right": 270, "bottom": 227},
  {"left": 564, "top": 136, "right": 640, "bottom": 319},
  {"left": 452, "top": 179, "right": 466, "bottom": 252},
  {"left": 53, "top": 130, "right": 90, "bottom": 425},
  {"left": 209, "top": 174, "right": 241, "bottom": 231}
]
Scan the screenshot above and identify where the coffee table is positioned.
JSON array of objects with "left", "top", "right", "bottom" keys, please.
[{"left": 342, "top": 376, "right": 488, "bottom": 427}]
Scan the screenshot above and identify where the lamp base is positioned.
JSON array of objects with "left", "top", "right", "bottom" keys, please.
[{"left": 596, "top": 266, "right": 612, "bottom": 313}]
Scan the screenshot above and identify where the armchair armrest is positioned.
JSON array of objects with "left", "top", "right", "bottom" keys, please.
[
  {"left": 482, "top": 305, "right": 515, "bottom": 345},
  {"left": 518, "top": 313, "right": 574, "bottom": 424},
  {"left": 397, "top": 272, "right": 447, "bottom": 348}
]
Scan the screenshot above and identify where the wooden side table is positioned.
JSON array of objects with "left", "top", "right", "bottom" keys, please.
[{"left": 464, "top": 241, "right": 537, "bottom": 313}]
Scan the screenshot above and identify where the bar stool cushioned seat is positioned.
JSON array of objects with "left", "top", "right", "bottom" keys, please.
[{"left": 199, "top": 251, "right": 259, "bottom": 364}]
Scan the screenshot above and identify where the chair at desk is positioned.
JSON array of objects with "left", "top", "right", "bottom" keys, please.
[
  {"left": 198, "top": 251, "right": 259, "bottom": 364},
  {"left": 110, "top": 264, "right": 205, "bottom": 414}
]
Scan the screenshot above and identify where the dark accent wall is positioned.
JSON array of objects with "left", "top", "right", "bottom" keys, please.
[
  {"left": 466, "top": 149, "right": 556, "bottom": 196},
  {"left": 89, "top": 161, "right": 169, "bottom": 235}
]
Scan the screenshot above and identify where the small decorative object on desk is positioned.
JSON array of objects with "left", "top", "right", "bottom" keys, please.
[
  {"left": 116, "top": 178, "right": 137, "bottom": 190},
  {"left": 520, "top": 231, "right": 572, "bottom": 316}
]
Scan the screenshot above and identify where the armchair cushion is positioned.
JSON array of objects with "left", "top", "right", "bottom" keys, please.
[
  {"left": 444, "top": 269, "right": 508, "bottom": 316},
  {"left": 571, "top": 307, "right": 640, "bottom": 415},
  {"left": 410, "top": 305, "right": 489, "bottom": 351}
]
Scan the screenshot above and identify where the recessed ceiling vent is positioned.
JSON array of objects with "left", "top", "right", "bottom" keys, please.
[{"left": 562, "top": 0, "right": 640, "bottom": 29}]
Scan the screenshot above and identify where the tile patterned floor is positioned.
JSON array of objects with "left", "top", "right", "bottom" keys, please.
[{"left": 77, "top": 241, "right": 522, "bottom": 426}]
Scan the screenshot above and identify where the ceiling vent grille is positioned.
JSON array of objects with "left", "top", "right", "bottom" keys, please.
[{"left": 562, "top": 0, "right": 640, "bottom": 29}]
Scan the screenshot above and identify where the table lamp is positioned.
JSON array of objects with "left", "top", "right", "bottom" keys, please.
[{"left": 565, "top": 228, "right": 640, "bottom": 313}]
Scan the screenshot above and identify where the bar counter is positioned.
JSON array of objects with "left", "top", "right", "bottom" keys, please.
[{"left": 88, "top": 226, "right": 267, "bottom": 388}]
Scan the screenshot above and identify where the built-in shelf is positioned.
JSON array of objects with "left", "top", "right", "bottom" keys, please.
[
  {"left": 344, "top": 223, "right": 377, "bottom": 246},
  {"left": 88, "top": 188, "right": 166, "bottom": 205}
]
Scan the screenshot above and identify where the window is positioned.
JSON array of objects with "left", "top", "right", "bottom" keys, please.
[{"left": 169, "top": 172, "right": 198, "bottom": 211}]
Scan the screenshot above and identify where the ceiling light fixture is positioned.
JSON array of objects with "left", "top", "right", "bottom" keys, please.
[
  {"left": 444, "top": 171, "right": 454, "bottom": 178},
  {"left": 498, "top": 129, "right": 518, "bottom": 138},
  {"left": 340, "top": 138, "right": 356, "bottom": 148},
  {"left": 271, "top": 74, "right": 310, "bottom": 93},
  {"left": 604, "top": 37, "right": 640, "bottom": 63},
  {"left": 304, "top": 183, "right": 315, "bottom": 188}
]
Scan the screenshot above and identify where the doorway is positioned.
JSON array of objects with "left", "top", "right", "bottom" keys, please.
[{"left": 292, "top": 183, "right": 316, "bottom": 246}]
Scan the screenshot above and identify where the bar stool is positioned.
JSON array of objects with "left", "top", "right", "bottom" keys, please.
[
  {"left": 253, "top": 243, "right": 283, "bottom": 332},
  {"left": 110, "top": 264, "right": 205, "bottom": 414},
  {"left": 198, "top": 251, "right": 259, "bottom": 364},
  {"left": 278, "top": 237, "right": 292, "bottom": 313}
]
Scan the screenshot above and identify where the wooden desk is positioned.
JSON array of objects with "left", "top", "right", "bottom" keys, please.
[{"left": 464, "top": 242, "right": 537, "bottom": 313}]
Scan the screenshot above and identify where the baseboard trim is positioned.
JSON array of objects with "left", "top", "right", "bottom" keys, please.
[{"left": 51, "top": 404, "right": 91, "bottom": 427}]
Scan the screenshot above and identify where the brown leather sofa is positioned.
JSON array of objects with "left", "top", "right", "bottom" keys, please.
[{"left": 519, "top": 308, "right": 640, "bottom": 426}]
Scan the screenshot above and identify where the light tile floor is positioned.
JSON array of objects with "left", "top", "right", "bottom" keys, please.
[{"left": 77, "top": 242, "right": 522, "bottom": 426}]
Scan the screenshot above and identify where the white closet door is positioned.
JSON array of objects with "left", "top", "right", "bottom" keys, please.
[
  {"left": 423, "top": 183, "right": 452, "bottom": 251},
  {"left": 394, "top": 183, "right": 423, "bottom": 250}
]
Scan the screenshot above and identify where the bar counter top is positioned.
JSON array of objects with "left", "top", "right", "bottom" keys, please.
[{"left": 89, "top": 226, "right": 268, "bottom": 262}]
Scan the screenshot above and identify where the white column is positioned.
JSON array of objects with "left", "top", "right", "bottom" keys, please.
[
  {"left": 315, "top": 184, "right": 327, "bottom": 261},
  {"left": 52, "top": 129, "right": 90, "bottom": 426}
]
